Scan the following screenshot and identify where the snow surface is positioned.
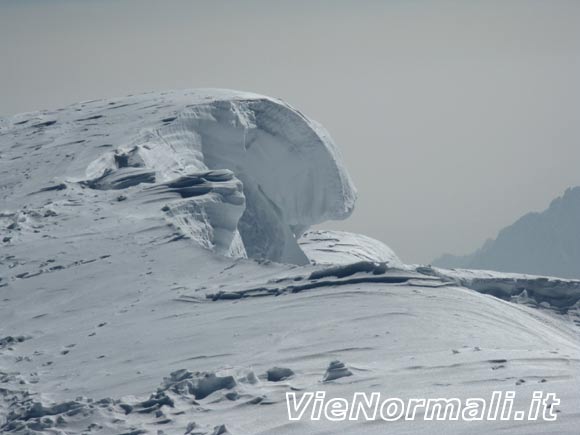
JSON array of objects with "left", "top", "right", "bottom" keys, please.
[
  {"left": 299, "top": 230, "right": 403, "bottom": 267},
  {"left": 1, "top": 90, "right": 580, "bottom": 434},
  {"left": 419, "top": 266, "right": 580, "bottom": 314},
  {"left": 433, "top": 187, "right": 580, "bottom": 279},
  {"left": 0, "top": 89, "right": 356, "bottom": 265}
]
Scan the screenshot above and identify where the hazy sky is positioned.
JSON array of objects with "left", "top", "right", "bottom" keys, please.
[{"left": 2, "top": 0, "right": 580, "bottom": 263}]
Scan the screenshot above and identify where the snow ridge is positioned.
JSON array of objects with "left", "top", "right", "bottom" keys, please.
[
  {"left": 1, "top": 89, "right": 357, "bottom": 264},
  {"left": 299, "top": 230, "right": 403, "bottom": 267}
]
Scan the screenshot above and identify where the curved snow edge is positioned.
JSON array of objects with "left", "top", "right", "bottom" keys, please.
[{"left": 77, "top": 89, "right": 357, "bottom": 264}]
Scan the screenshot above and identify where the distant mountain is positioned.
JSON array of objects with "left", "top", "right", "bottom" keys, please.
[{"left": 433, "top": 187, "right": 580, "bottom": 279}]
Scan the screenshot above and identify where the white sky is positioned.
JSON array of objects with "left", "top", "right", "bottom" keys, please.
[{"left": 2, "top": 0, "right": 580, "bottom": 263}]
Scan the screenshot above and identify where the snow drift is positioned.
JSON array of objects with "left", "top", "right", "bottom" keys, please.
[
  {"left": 3, "top": 89, "right": 357, "bottom": 265},
  {"left": 2, "top": 90, "right": 580, "bottom": 435},
  {"left": 299, "top": 230, "right": 403, "bottom": 267}
]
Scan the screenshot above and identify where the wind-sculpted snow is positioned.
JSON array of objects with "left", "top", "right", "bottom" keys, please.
[
  {"left": 177, "top": 262, "right": 450, "bottom": 302},
  {"left": 299, "top": 230, "right": 403, "bottom": 267},
  {"left": 2, "top": 90, "right": 580, "bottom": 434},
  {"left": 1, "top": 89, "right": 356, "bottom": 264},
  {"left": 0, "top": 367, "right": 263, "bottom": 434},
  {"left": 135, "top": 169, "right": 247, "bottom": 257},
  {"left": 418, "top": 266, "right": 580, "bottom": 315},
  {"left": 189, "top": 257, "right": 580, "bottom": 319}
]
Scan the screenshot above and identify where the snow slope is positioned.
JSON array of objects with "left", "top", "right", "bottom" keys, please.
[
  {"left": 299, "top": 230, "right": 403, "bottom": 267},
  {"left": 416, "top": 266, "right": 580, "bottom": 316},
  {"left": 0, "top": 89, "right": 356, "bottom": 265},
  {"left": 433, "top": 187, "right": 580, "bottom": 279},
  {"left": 1, "top": 90, "right": 579, "bottom": 434}
]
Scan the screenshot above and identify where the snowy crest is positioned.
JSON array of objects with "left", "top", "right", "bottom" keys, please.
[{"left": 14, "top": 89, "right": 357, "bottom": 264}]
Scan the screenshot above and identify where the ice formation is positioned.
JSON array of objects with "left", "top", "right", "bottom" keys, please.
[
  {"left": 4, "top": 89, "right": 357, "bottom": 264},
  {"left": 2, "top": 90, "right": 580, "bottom": 435}
]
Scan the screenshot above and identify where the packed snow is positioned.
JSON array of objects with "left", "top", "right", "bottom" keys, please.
[
  {"left": 299, "top": 230, "right": 403, "bottom": 267},
  {"left": 1, "top": 89, "right": 356, "bottom": 265},
  {"left": 1, "top": 90, "right": 579, "bottom": 435}
]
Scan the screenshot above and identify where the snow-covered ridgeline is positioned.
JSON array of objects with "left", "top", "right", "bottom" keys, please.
[
  {"left": 2, "top": 90, "right": 580, "bottom": 435},
  {"left": 299, "top": 230, "right": 403, "bottom": 267},
  {"left": 1, "top": 89, "right": 356, "bottom": 264},
  {"left": 417, "top": 266, "right": 580, "bottom": 313}
]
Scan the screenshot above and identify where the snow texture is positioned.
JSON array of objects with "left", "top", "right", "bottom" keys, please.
[
  {"left": 1, "top": 90, "right": 580, "bottom": 435},
  {"left": 419, "top": 265, "right": 580, "bottom": 313},
  {"left": 1, "top": 89, "right": 356, "bottom": 265},
  {"left": 299, "top": 230, "right": 403, "bottom": 267}
]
